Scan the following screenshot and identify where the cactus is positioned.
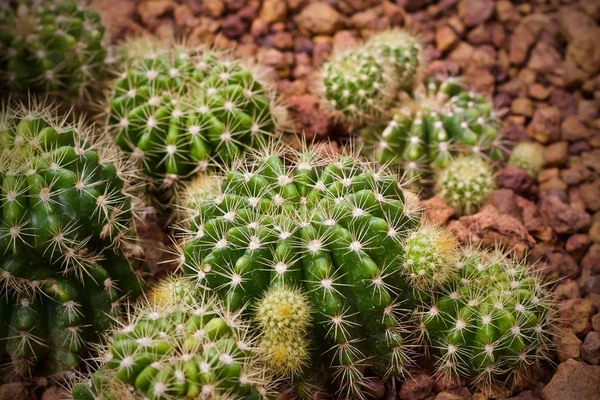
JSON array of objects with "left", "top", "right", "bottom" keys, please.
[
  {"left": 107, "top": 39, "right": 284, "bottom": 199},
  {"left": 0, "top": 0, "right": 111, "bottom": 98},
  {"left": 71, "top": 278, "right": 274, "bottom": 400},
  {"left": 0, "top": 100, "right": 145, "bottom": 378},
  {"left": 508, "top": 142, "right": 545, "bottom": 180},
  {"left": 319, "top": 30, "right": 422, "bottom": 124},
  {"left": 177, "top": 142, "right": 420, "bottom": 398},
  {"left": 362, "top": 77, "right": 503, "bottom": 183},
  {"left": 435, "top": 155, "right": 495, "bottom": 217},
  {"left": 419, "top": 248, "right": 555, "bottom": 394}
]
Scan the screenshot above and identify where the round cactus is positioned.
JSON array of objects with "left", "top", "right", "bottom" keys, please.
[
  {"left": 177, "top": 142, "right": 420, "bottom": 398},
  {"left": 71, "top": 280, "right": 273, "bottom": 400},
  {"left": 362, "top": 77, "right": 503, "bottom": 183},
  {"left": 107, "top": 39, "right": 284, "bottom": 198},
  {"left": 0, "top": 100, "right": 145, "bottom": 378},
  {"left": 435, "top": 155, "right": 495, "bottom": 216},
  {"left": 419, "top": 248, "right": 555, "bottom": 394},
  {"left": 508, "top": 142, "right": 545, "bottom": 180},
  {"left": 0, "top": 0, "right": 111, "bottom": 98}
]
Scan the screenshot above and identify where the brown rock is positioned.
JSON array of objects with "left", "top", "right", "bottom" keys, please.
[
  {"left": 41, "top": 387, "right": 67, "bottom": 400},
  {"left": 555, "top": 329, "right": 583, "bottom": 362},
  {"left": 558, "top": 8, "right": 598, "bottom": 42},
  {"left": 562, "top": 116, "right": 591, "bottom": 141},
  {"left": 448, "top": 205, "right": 535, "bottom": 259},
  {"left": 488, "top": 189, "right": 521, "bottom": 220},
  {"left": 271, "top": 32, "right": 294, "bottom": 50},
  {"left": 496, "top": 167, "right": 535, "bottom": 197},
  {"left": 433, "top": 374, "right": 462, "bottom": 392},
  {"left": 421, "top": 197, "right": 456, "bottom": 226},
  {"left": 548, "top": 252, "right": 579, "bottom": 279},
  {"left": 539, "top": 168, "right": 567, "bottom": 192},
  {"left": 285, "top": 95, "right": 332, "bottom": 140},
  {"left": 0, "top": 383, "right": 35, "bottom": 400},
  {"left": 296, "top": 2, "right": 343, "bottom": 36},
  {"left": 511, "top": 98, "right": 534, "bottom": 117},
  {"left": 467, "top": 25, "right": 491, "bottom": 45},
  {"left": 312, "top": 38, "right": 332, "bottom": 66},
  {"left": 541, "top": 358, "right": 600, "bottom": 400},
  {"left": 496, "top": 0, "right": 515, "bottom": 22},
  {"left": 509, "top": 24, "right": 535, "bottom": 65},
  {"left": 259, "top": 0, "right": 287, "bottom": 23},
  {"left": 436, "top": 25, "right": 458, "bottom": 52},
  {"left": 435, "top": 388, "right": 472, "bottom": 400},
  {"left": 448, "top": 42, "right": 474, "bottom": 67},
  {"left": 463, "top": 65, "right": 495, "bottom": 94},
  {"left": 137, "top": 0, "right": 174, "bottom": 28},
  {"left": 550, "top": 89, "right": 578, "bottom": 118},
  {"left": 593, "top": 313, "right": 600, "bottom": 332},
  {"left": 528, "top": 42, "right": 562, "bottom": 74},
  {"left": 399, "top": 373, "right": 434, "bottom": 400},
  {"left": 350, "top": 7, "right": 381, "bottom": 30},
  {"left": 257, "top": 48, "right": 290, "bottom": 78},
  {"left": 540, "top": 194, "right": 592, "bottom": 234},
  {"left": 555, "top": 279, "right": 581, "bottom": 300},
  {"left": 591, "top": 222, "right": 600, "bottom": 243},
  {"left": 527, "top": 106, "right": 562, "bottom": 144},
  {"left": 222, "top": 15, "right": 245, "bottom": 38},
  {"left": 581, "top": 180, "right": 600, "bottom": 212},
  {"left": 529, "top": 83, "right": 550, "bottom": 100},
  {"left": 581, "top": 244, "right": 600, "bottom": 273},
  {"left": 582, "top": 150, "right": 600, "bottom": 174},
  {"left": 544, "top": 141, "right": 568, "bottom": 167},
  {"left": 561, "top": 298, "right": 596, "bottom": 335},
  {"left": 566, "top": 234, "right": 592, "bottom": 261},
  {"left": 561, "top": 158, "right": 593, "bottom": 185},
  {"left": 582, "top": 331, "right": 600, "bottom": 365},
  {"left": 382, "top": 1, "right": 405, "bottom": 25},
  {"left": 458, "top": 0, "right": 494, "bottom": 27},
  {"left": 332, "top": 30, "right": 359, "bottom": 53}
]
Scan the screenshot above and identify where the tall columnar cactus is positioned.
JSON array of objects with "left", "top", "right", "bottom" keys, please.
[
  {"left": 0, "top": 100, "right": 145, "bottom": 378},
  {"left": 0, "top": 0, "right": 111, "bottom": 97},
  {"left": 177, "top": 142, "right": 421, "bottom": 398},
  {"left": 319, "top": 30, "right": 422, "bottom": 124},
  {"left": 435, "top": 155, "right": 495, "bottom": 216},
  {"left": 419, "top": 248, "right": 555, "bottom": 394},
  {"left": 107, "top": 39, "right": 284, "bottom": 198},
  {"left": 508, "top": 142, "right": 545, "bottom": 180},
  {"left": 71, "top": 278, "right": 274, "bottom": 400},
  {"left": 362, "top": 77, "right": 503, "bottom": 182}
]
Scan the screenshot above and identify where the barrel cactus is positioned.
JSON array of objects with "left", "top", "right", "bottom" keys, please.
[
  {"left": 107, "top": 39, "right": 285, "bottom": 200},
  {"left": 71, "top": 277, "right": 274, "bottom": 400},
  {"left": 508, "top": 142, "right": 545, "bottom": 180},
  {"left": 362, "top": 77, "right": 503, "bottom": 183},
  {"left": 0, "top": 0, "right": 111, "bottom": 98},
  {"left": 177, "top": 142, "right": 421, "bottom": 398},
  {"left": 419, "top": 248, "right": 555, "bottom": 394},
  {"left": 0, "top": 100, "right": 145, "bottom": 378}
]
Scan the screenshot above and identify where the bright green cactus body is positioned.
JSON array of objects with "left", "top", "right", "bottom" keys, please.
[
  {"left": 0, "top": 101, "right": 145, "bottom": 378},
  {"left": 435, "top": 155, "right": 495, "bottom": 216},
  {"left": 419, "top": 249, "right": 554, "bottom": 393},
  {"left": 508, "top": 142, "right": 545, "bottom": 179},
  {"left": 362, "top": 77, "right": 503, "bottom": 182},
  {"left": 71, "top": 283, "right": 273, "bottom": 400},
  {"left": 0, "top": 0, "right": 110, "bottom": 97},
  {"left": 178, "top": 143, "right": 420, "bottom": 398},
  {"left": 109, "top": 40, "right": 282, "bottom": 195}
]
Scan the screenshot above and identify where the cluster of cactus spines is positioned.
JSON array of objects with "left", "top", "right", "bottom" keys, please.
[
  {"left": 419, "top": 248, "right": 555, "bottom": 394},
  {"left": 0, "top": 0, "right": 111, "bottom": 98},
  {"left": 319, "top": 30, "right": 422, "bottom": 124},
  {"left": 0, "top": 100, "right": 145, "bottom": 378},
  {"left": 435, "top": 155, "right": 495, "bottom": 217},
  {"left": 71, "top": 279, "right": 273, "bottom": 400},
  {"left": 402, "top": 224, "right": 459, "bottom": 293},
  {"left": 107, "top": 38, "right": 284, "bottom": 198},
  {"left": 508, "top": 142, "right": 545, "bottom": 180},
  {"left": 177, "top": 142, "right": 419, "bottom": 398},
  {"left": 363, "top": 77, "right": 503, "bottom": 183}
]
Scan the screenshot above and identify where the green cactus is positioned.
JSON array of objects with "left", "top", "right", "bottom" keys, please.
[
  {"left": 0, "top": 100, "right": 145, "bottom": 378},
  {"left": 508, "top": 142, "right": 545, "bottom": 180},
  {"left": 0, "top": 0, "right": 111, "bottom": 98},
  {"left": 435, "top": 155, "right": 495, "bottom": 216},
  {"left": 419, "top": 248, "right": 555, "bottom": 394},
  {"left": 107, "top": 39, "right": 285, "bottom": 199},
  {"left": 71, "top": 279, "right": 274, "bottom": 400},
  {"left": 361, "top": 77, "right": 503, "bottom": 183},
  {"left": 319, "top": 30, "right": 422, "bottom": 124},
  {"left": 177, "top": 142, "right": 420, "bottom": 398}
]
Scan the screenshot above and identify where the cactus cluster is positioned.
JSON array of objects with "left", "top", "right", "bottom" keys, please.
[
  {"left": 71, "top": 278, "right": 273, "bottom": 400},
  {"left": 319, "top": 30, "right": 422, "bottom": 123},
  {"left": 0, "top": 0, "right": 111, "bottom": 98},
  {"left": 177, "top": 142, "right": 420, "bottom": 398},
  {"left": 419, "top": 248, "right": 555, "bottom": 394},
  {"left": 0, "top": 100, "right": 145, "bottom": 378},
  {"left": 107, "top": 39, "right": 284, "bottom": 198},
  {"left": 508, "top": 142, "right": 545, "bottom": 180}
]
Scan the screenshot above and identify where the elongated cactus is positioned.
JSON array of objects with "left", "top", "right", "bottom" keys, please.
[
  {"left": 0, "top": 100, "right": 145, "bottom": 378},
  {"left": 71, "top": 279, "right": 274, "bottom": 400},
  {"left": 508, "top": 142, "right": 545, "bottom": 180},
  {"left": 177, "top": 142, "right": 420, "bottom": 398},
  {"left": 107, "top": 39, "right": 284, "bottom": 198},
  {"left": 0, "top": 0, "right": 111, "bottom": 97},
  {"left": 362, "top": 77, "right": 503, "bottom": 182},
  {"left": 419, "top": 248, "right": 555, "bottom": 394}
]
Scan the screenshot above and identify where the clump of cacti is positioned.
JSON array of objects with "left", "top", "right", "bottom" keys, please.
[
  {"left": 435, "top": 155, "right": 495, "bottom": 216},
  {"left": 0, "top": 0, "right": 111, "bottom": 98},
  {"left": 319, "top": 30, "right": 422, "bottom": 124},
  {"left": 361, "top": 77, "right": 503, "bottom": 183},
  {"left": 107, "top": 38, "right": 285, "bottom": 199},
  {"left": 0, "top": 100, "right": 145, "bottom": 378},
  {"left": 71, "top": 278, "right": 273, "bottom": 400},
  {"left": 177, "top": 142, "right": 420, "bottom": 398},
  {"left": 508, "top": 142, "right": 545, "bottom": 180},
  {"left": 419, "top": 248, "right": 555, "bottom": 394}
]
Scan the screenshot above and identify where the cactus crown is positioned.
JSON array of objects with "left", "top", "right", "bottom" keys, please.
[
  {"left": 508, "top": 142, "right": 545, "bottom": 179},
  {"left": 0, "top": 0, "right": 111, "bottom": 98}
]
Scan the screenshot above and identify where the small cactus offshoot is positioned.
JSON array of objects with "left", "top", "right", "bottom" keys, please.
[
  {"left": 0, "top": 0, "right": 111, "bottom": 98},
  {"left": 435, "top": 155, "right": 495, "bottom": 216},
  {"left": 508, "top": 142, "right": 545, "bottom": 180}
]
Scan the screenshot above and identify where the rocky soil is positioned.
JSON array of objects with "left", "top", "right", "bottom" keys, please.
[{"left": 4, "top": 0, "right": 600, "bottom": 399}]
